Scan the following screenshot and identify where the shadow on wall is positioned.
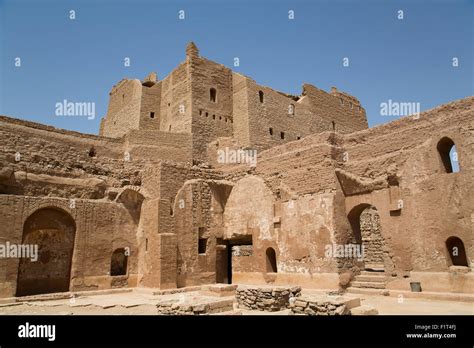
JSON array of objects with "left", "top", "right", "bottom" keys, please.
[
  {"left": 116, "top": 188, "right": 145, "bottom": 224},
  {"left": 266, "top": 247, "right": 277, "bottom": 273},
  {"left": 16, "top": 207, "right": 76, "bottom": 297}
]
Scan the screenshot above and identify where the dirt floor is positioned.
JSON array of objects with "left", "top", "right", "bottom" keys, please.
[{"left": 0, "top": 288, "right": 472, "bottom": 315}]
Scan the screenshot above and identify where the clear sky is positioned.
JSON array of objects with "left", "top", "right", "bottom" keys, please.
[{"left": 0, "top": 0, "right": 472, "bottom": 135}]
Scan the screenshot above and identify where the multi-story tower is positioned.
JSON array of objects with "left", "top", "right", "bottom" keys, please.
[{"left": 100, "top": 42, "right": 368, "bottom": 161}]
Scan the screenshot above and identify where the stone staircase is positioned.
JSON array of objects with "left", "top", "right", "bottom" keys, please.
[{"left": 347, "top": 265, "right": 388, "bottom": 294}]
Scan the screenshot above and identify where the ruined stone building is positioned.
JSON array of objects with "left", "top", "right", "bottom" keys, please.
[{"left": 0, "top": 42, "right": 472, "bottom": 298}]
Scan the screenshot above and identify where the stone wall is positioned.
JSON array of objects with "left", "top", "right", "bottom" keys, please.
[
  {"left": 0, "top": 195, "right": 140, "bottom": 297},
  {"left": 360, "top": 207, "right": 385, "bottom": 266},
  {"left": 221, "top": 96, "right": 473, "bottom": 285},
  {"left": 289, "top": 295, "right": 353, "bottom": 315},
  {"left": 0, "top": 116, "right": 148, "bottom": 199},
  {"left": 235, "top": 285, "right": 301, "bottom": 311}
]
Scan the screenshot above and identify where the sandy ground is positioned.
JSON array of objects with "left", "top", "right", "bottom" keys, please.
[
  {"left": 359, "top": 294, "right": 473, "bottom": 315},
  {"left": 0, "top": 289, "right": 472, "bottom": 315}
]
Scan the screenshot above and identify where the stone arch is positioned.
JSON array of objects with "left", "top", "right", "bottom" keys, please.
[
  {"left": 445, "top": 236, "right": 468, "bottom": 267},
  {"left": 116, "top": 187, "right": 145, "bottom": 224},
  {"left": 347, "top": 203, "right": 371, "bottom": 245},
  {"left": 16, "top": 207, "right": 76, "bottom": 296},
  {"left": 347, "top": 203, "right": 385, "bottom": 270},
  {"left": 265, "top": 247, "right": 277, "bottom": 273},
  {"left": 437, "top": 137, "right": 459, "bottom": 173},
  {"left": 208, "top": 181, "right": 234, "bottom": 215}
]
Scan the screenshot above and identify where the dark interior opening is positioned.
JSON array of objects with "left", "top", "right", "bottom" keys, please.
[
  {"left": 446, "top": 236, "right": 468, "bottom": 266},
  {"left": 266, "top": 247, "right": 277, "bottom": 273},
  {"left": 210, "top": 88, "right": 217, "bottom": 102},
  {"left": 111, "top": 248, "right": 128, "bottom": 276},
  {"left": 437, "top": 137, "right": 458, "bottom": 173}
]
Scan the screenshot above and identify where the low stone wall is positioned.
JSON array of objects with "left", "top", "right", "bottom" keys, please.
[
  {"left": 290, "top": 295, "right": 358, "bottom": 315},
  {"left": 156, "top": 297, "right": 234, "bottom": 315},
  {"left": 236, "top": 285, "right": 301, "bottom": 311}
]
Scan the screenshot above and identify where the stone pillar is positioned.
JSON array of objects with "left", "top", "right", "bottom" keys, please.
[{"left": 157, "top": 233, "right": 177, "bottom": 289}]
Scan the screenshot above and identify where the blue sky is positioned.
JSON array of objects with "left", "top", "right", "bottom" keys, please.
[{"left": 0, "top": 0, "right": 472, "bottom": 135}]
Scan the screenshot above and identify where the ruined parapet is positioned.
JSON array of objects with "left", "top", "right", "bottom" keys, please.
[
  {"left": 142, "top": 72, "right": 158, "bottom": 87},
  {"left": 330, "top": 86, "right": 363, "bottom": 110},
  {"left": 100, "top": 78, "right": 143, "bottom": 138},
  {"left": 186, "top": 41, "right": 199, "bottom": 59}
]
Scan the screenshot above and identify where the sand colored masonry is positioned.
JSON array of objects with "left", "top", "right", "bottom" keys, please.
[{"left": 0, "top": 43, "right": 472, "bottom": 298}]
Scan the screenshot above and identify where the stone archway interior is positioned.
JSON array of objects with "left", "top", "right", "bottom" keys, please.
[{"left": 16, "top": 208, "right": 76, "bottom": 296}]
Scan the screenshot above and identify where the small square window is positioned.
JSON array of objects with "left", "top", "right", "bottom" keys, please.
[{"left": 150, "top": 112, "right": 155, "bottom": 119}]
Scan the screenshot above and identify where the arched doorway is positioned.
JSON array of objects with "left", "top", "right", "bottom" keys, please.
[
  {"left": 445, "top": 237, "right": 468, "bottom": 267},
  {"left": 16, "top": 208, "right": 76, "bottom": 296},
  {"left": 266, "top": 247, "right": 277, "bottom": 273},
  {"left": 347, "top": 204, "right": 385, "bottom": 270}
]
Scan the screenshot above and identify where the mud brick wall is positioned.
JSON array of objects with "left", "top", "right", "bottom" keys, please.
[
  {"left": 124, "top": 129, "right": 192, "bottom": 164},
  {"left": 191, "top": 56, "right": 234, "bottom": 161},
  {"left": 0, "top": 116, "right": 149, "bottom": 199}
]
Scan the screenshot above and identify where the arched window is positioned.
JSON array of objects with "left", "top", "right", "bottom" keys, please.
[
  {"left": 266, "top": 247, "right": 277, "bottom": 273},
  {"left": 446, "top": 237, "right": 468, "bottom": 266},
  {"left": 259, "top": 90, "right": 264, "bottom": 103},
  {"left": 437, "top": 137, "right": 459, "bottom": 173},
  {"left": 210, "top": 88, "right": 217, "bottom": 102},
  {"left": 111, "top": 248, "right": 128, "bottom": 276}
]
